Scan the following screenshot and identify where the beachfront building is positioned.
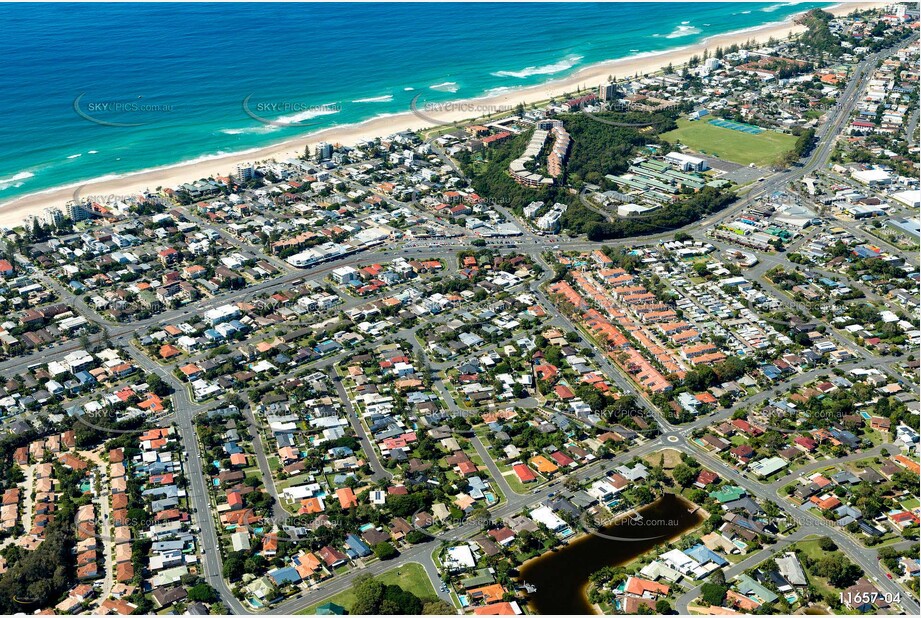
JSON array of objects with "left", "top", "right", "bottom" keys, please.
[
  {"left": 65, "top": 200, "right": 94, "bottom": 222},
  {"left": 234, "top": 164, "right": 255, "bottom": 183},
  {"left": 41, "top": 207, "right": 66, "bottom": 227},
  {"left": 599, "top": 82, "right": 617, "bottom": 102}
]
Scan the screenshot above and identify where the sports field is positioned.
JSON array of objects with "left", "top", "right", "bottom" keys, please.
[{"left": 661, "top": 118, "right": 796, "bottom": 167}]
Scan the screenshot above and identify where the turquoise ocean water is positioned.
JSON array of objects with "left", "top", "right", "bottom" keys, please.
[{"left": 0, "top": 2, "right": 832, "bottom": 203}]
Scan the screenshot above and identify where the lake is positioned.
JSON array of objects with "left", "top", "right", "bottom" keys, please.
[{"left": 518, "top": 493, "right": 705, "bottom": 615}]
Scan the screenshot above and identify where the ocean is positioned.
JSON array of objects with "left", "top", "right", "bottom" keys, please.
[{"left": 0, "top": 1, "right": 832, "bottom": 201}]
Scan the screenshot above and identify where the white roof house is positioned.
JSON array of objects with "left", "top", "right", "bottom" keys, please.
[
  {"left": 662, "top": 548, "right": 701, "bottom": 576},
  {"left": 444, "top": 544, "right": 477, "bottom": 571},
  {"left": 231, "top": 531, "right": 251, "bottom": 552},
  {"left": 529, "top": 505, "right": 567, "bottom": 532}
]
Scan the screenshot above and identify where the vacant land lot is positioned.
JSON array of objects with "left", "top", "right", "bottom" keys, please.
[
  {"left": 661, "top": 118, "right": 797, "bottom": 167},
  {"left": 297, "top": 563, "right": 437, "bottom": 614}
]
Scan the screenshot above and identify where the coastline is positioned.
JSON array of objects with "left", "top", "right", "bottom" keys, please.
[{"left": 0, "top": 1, "right": 885, "bottom": 229}]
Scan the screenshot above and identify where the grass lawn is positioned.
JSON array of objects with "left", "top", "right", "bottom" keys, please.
[
  {"left": 661, "top": 118, "right": 797, "bottom": 167},
  {"left": 729, "top": 434, "right": 749, "bottom": 447},
  {"left": 503, "top": 470, "right": 530, "bottom": 495},
  {"left": 296, "top": 563, "right": 436, "bottom": 614},
  {"left": 725, "top": 552, "right": 747, "bottom": 564},
  {"left": 642, "top": 448, "right": 683, "bottom": 470},
  {"left": 791, "top": 537, "right": 826, "bottom": 562}
]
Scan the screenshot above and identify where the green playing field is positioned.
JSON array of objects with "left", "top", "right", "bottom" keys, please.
[{"left": 661, "top": 118, "right": 797, "bottom": 167}]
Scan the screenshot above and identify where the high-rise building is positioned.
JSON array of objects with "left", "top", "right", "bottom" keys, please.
[
  {"left": 234, "top": 163, "right": 255, "bottom": 183},
  {"left": 41, "top": 207, "right": 65, "bottom": 227},
  {"left": 66, "top": 201, "right": 93, "bottom": 222},
  {"left": 599, "top": 82, "right": 617, "bottom": 102},
  {"left": 317, "top": 141, "right": 333, "bottom": 161}
]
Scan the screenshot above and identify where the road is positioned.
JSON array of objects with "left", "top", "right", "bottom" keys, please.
[
  {"left": 242, "top": 404, "right": 290, "bottom": 521},
  {"left": 126, "top": 345, "right": 249, "bottom": 614},
  {"left": 334, "top": 375, "right": 393, "bottom": 482}
]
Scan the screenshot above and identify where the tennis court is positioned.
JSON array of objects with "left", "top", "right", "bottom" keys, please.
[{"left": 708, "top": 118, "right": 765, "bottom": 134}]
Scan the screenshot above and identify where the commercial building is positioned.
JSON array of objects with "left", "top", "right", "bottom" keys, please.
[
  {"left": 851, "top": 168, "right": 891, "bottom": 186},
  {"left": 535, "top": 203, "right": 568, "bottom": 233},
  {"left": 892, "top": 190, "right": 921, "bottom": 208},
  {"left": 887, "top": 218, "right": 920, "bottom": 239}
]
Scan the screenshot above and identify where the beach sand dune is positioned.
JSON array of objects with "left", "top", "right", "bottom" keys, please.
[{"left": 0, "top": 2, "right": 885, "bottom": 229}]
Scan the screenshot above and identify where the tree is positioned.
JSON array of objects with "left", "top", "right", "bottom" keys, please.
[
  {"left": 373, "top": 542, "right": 398, "bottom": 560},
  {"left": 701, "top": 582, "right": 729, "bottom": 607},
  {"left": 0, "top": 518, "right": 73, "bottom": 614},
  {"left": 222, "top": 552, "right": 246, "bottom": 581},
  {"left": 813, "top": 553, "right": 862, "bottom": 588},
  {"left": 387, "top": 492, "right": 427, "bottom": 518},
  {"left": 672, "top": 463, "right": 697, "bottom": 488},
  {"left": 563, "top": 476, "right": 582, "bottom": 492},
  {"left": 146, "top": 373, "right": 173, "bottom": 397},
  {"left": 351, "top": 575, "right": 385, "bottom": 614},
  {"left": 187, "top": 583, "right": 218, "bottom": 603},
  {"left": 709, "top": 568, "right": 726, "bottom": 586},
  {"left": 382, "top": 585, "right": 423, "bottom": 614},
  {"left": 422, "top": 600, "right": 455, "bottom": 614},
  {"left": 817, "top": 537, "right": 837, "bottom": 552},
  {"left": 405, "top": 530, "right": 430, "bottom": 544},
  {"left": 350, "top": 573, "right": 426, "bottom": 614}
]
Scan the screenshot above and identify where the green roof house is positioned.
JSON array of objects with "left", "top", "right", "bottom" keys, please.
[
  {"left": 316, "top": 601, "right": 347, "bottom": 615},
  {"left": 709, "top": 485, "right": 746, "bottom": 504}
]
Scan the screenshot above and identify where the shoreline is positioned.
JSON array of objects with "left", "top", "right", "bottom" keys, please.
[{"left": 0, "top": 1, "right": 885, "bottom": 229}]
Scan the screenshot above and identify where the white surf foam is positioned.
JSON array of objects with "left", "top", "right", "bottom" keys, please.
[
  {"left": 492, "top": 55, "right": 583, "bottom": 79},
  {"left": 352, "top": 95, "right": 394, "bottom": 103}
]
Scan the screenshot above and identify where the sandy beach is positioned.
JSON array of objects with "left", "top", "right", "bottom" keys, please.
[{"left": 0, "top": 1, "right": 885, "bottom": 229}]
